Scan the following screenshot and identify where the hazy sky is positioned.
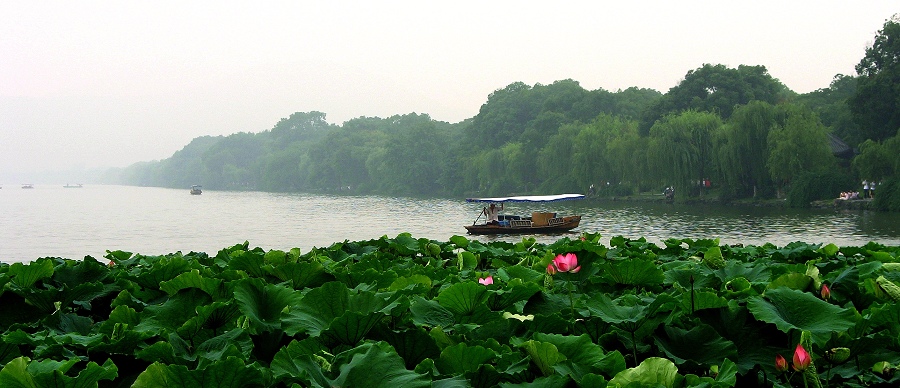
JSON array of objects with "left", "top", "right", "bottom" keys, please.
[{"left": 1, "top": 1, "right": 897, "bottom": 181}]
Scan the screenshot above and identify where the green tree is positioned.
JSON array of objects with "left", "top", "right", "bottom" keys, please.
[
  {"left": 646, "top": 110, "right": 722, "bottom": 197},
  {"left": 848, "top": 14, "right": 900, "bottom": 143},
  {"left": 640, "top": 64, "right": 789, "bottom": 135},
  {"left": 852, "top": 137, "right": 896, "bottom": 183},
  {"left": 796, "top": 74, "right": 861, "bottom": 147},
  {"left": 765, "top": 104, "right": 836, "bottom": 196},
  {"left": 715, "top": 101, "right": 778, "bottom": 198}
]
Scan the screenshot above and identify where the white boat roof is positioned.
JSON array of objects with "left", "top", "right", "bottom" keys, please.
[{"left": 465, "top": 193, "right": 584, "bottom": 203}]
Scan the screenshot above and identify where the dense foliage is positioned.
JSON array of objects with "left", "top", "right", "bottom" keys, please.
[
  {"left": 104, "top": 15, "right": 900, "bottom": 208},
  {"left": 1, "top": 235, "right": 899, "bottom": 387}
]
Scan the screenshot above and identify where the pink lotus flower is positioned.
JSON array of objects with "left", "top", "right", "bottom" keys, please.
[
  {"left": 821, "top": 283, "right": 831, "bottom": 301},
  {"left": 792, "top": 344, "right": 811, "bottom": 371},
  {"left": 478, "top": 276, "right": 494, "bottom": 285},
  {"left": 550, "top": 253, "right": 581, "bottom": 274},
  {"left": 775, "top": 354, "right": 789, "bottom": 372}
]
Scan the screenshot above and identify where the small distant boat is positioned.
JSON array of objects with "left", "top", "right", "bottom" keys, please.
[
  {"left": 464, "top": 194, "right": 584, "bottom": 235},
  {"left": 22, "top": 184, "right": 34, "bottom": 189},
  {"left": 190, "top": 185, "right": 202, "bottom": 195},
  {"left": 64, "top": 183, "right": 83, "bottom": 188}
]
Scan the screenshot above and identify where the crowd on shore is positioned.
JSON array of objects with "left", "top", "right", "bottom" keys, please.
[{"left": 837, "top": 180, "right": 879, "bottom": 201}]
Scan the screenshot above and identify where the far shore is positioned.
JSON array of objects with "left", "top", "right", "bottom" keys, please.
[{"left": 585, "top": 192, "right": 875, "bottom": 210}]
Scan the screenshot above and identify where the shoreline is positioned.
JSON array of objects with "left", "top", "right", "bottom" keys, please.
[{"left": 586, "top": 192, "right": 875, "bottom": 211}]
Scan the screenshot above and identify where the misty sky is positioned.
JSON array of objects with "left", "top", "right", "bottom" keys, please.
[{"left": 1, "top": 1, "right": 897, "bottom": 182}]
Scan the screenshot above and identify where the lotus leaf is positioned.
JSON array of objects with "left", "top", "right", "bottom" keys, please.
[
  {"left": 608, "top": 357, "right": 679, "bottom": 388},
  {"left": 748, "top": 287, "right": 857, "bottom": 344}
]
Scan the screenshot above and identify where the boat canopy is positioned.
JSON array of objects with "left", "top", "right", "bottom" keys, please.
[{"left": 465, "top": 194, "right": 584, "bottom": 203}]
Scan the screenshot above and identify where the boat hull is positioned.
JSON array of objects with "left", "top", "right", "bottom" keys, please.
[{"left": 465, "top": 216, "right": 581, "bottom": 235}]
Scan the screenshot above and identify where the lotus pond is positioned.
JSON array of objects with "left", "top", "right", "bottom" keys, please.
[{"left": 0, "top": 233, "right": 899, "bottom": 387}]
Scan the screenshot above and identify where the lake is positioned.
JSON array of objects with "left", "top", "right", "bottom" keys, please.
[{"left": 2, "top": 184, "right": 899, "bottom": 263}]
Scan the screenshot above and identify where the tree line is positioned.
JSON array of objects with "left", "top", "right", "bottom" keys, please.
[{"left": 104, "top": 15, "right": 900, "bottom": 210}]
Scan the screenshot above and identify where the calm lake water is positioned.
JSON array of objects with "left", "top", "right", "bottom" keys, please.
[{"left": 2, "top": 184, "right": 899, "bottom": 263}]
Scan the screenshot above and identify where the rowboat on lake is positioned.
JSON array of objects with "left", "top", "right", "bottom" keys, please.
[
  {"left": 190, "top": 185, "right": 202, "bottom": 195},
  {"left": 464, "top": 194, "right": 584, "bottom": 235}
]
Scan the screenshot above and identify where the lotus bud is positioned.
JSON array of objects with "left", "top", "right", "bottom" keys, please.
[
  {"left": 821, "top": 283, "right": 831, "bottom": 301},
  {"left": 478, "top": 276, "right": 494, "bottom": 285},
  {"left": 775, "top": 354, "right": 789, "bottom": 372},
  {"left": 792, "top": 344, "right": 811, "bottom": 371},
  {"left": 546, "top": 263, "right": 557, "bottom": 275}
]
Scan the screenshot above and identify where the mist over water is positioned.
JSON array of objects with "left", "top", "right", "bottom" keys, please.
[{"left": 3, "top": 185, "right": 899, "bottom": 263}]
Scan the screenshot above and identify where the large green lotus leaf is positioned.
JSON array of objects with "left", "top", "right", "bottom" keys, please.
[
  {"left": 8, "top": 259, "right": 54, "bottom": 289},
  {"left": 11, "top": 287, "right": 58, "bottom": 314},
  {"left": 436, "top": 342, "right": 496, "bottom": 375},
  {"left": 499, "top": 373, "right": 570, "bottom": 387},
  {"left": 603, "top": 258, "right": 665, "bottom": 287},
  {"left": 135, "top": 289, "right": 212, "bottom": 334},
  {"left": 232, "top": 278, "right": 301, "bottom": 333},
  {"left": 436, "top": 281, "right": 489, "bottom": 316},
  {"left": 135, "top": 341, "right": 178, "bottom": 365},
  {"left": 748, "top": 287, "right": 857, "bottom": 343},
  {"left": 133, "top": 255, "right": 192, "bottom": 289},
  {"left": 766, "top": 273, "right": 812, "bottom": 291},
  {"left": 194, "top": 328, "right": 253, "bottom": 366},
  {"left": 270, "top": 338, "right": 330, "bottom": 384},
  {"left": 159, "top": 269, "right": 223, "bottom": 297},
  {"left": 520, "top": 340, "right": 566, "bottom": 377},
  {"left": 488, "top": 279, "right": 541, "bottom": 311},
  {"left": 608, "top": 357, "right": 679, "bottom": 388},
  {"left": 226, "top": 249, "right": 270, "bottom": 279},
  {"left": 132, "top": 356, "right": 265, "bottom": 388},
  {"left": 409, "top": 297, "right": 455, "bottom": 328},
  {"left": 680, "top": 290, "right": 728, "bottom": 313},
  {"left": 653, "top": 324, "right": 738, "bottom": 366},
  {"left": 389, "top": 274, "right": 432, "bottom": 291},
  {"left": 449, "top": 235, "right": 470, "bottom": 248},
  {"left": 43, "top": 311, "right": 95, "bottom": 336},
  {"left": 457, "top": 251, "right": 478, "bottom": 270},
  {"left": 585, "top": 293, "right": 677, "bottom": 333},
  {"left": 282, "top": 282, "right": 394, "bottom": 337},
  {"left": 178, "top": 301, "right": 241, "bottom": 341},
  {"left": 664, "top": 267, "right": 717, "bottom": 290},
  {"left": 497, "top": 265, "right": 545, "bottom": 284},
  {"left": 387, "top": 233, "right": 421, "bottom": 256},
  {"left": 269, "top": 261, "right": 329, "bottom": 289},
  {"left": 321, "top": 311, "right": 385, "bottom": 346},
  {"left": 90, "top": 329, "right": 152, "bottom": 355},
  {"left": 32, "top": 358, "right": 118, "bottom": 388},
  {"left": 0, "top": 357, "right": 39, "bottom": 388},
  {"left": 52, "top": 256, "right": 110, "bottom": 288},
  {"left": 714, "top": 262, "right": 770, "bottom": 284},
  {"left": 373, "top": 326, "right": 441, "bottom": 370},
  {"left": 533, "top": 333, "right": 626, "bottom": 377},
  {"left": 328, "top": 341, "right": 431, "bottom": 388},
  {"left": 681, "top": 358, "right": 737, "bottom": 388}
]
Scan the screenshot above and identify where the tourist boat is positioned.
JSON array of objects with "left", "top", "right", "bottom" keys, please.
[
  {"left": 464, "top": 194, "right": 584, "bottom": 235},
  {"left": 21, "top": 184, "right": 34, "bottom": 189},
  {"left": 190, "top": 185, "right": 202, "bottom": 195},
  {"left": 64, "top": 183, "right": 83, "bottom": 188}
]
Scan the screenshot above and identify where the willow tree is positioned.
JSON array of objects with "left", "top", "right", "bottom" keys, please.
[
  {"left": 766, "top": 104, "right": 836, "bottom": 196},
  {"left": 536, "top": 124, "right": 581, "bottom": 193},
  {"left": 646, "top": 110, "right": 722, "bottom": 197},
  {"left": 716, "top": 101, "right": 777, "bottom": 198}
]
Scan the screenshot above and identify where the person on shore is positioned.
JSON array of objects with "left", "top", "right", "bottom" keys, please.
[
  {"left": 863, "top": 180, "right": 870, "bottom": 198},
  {"left": 870, "top": 181, "right": 876, "bottom": 198}
]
